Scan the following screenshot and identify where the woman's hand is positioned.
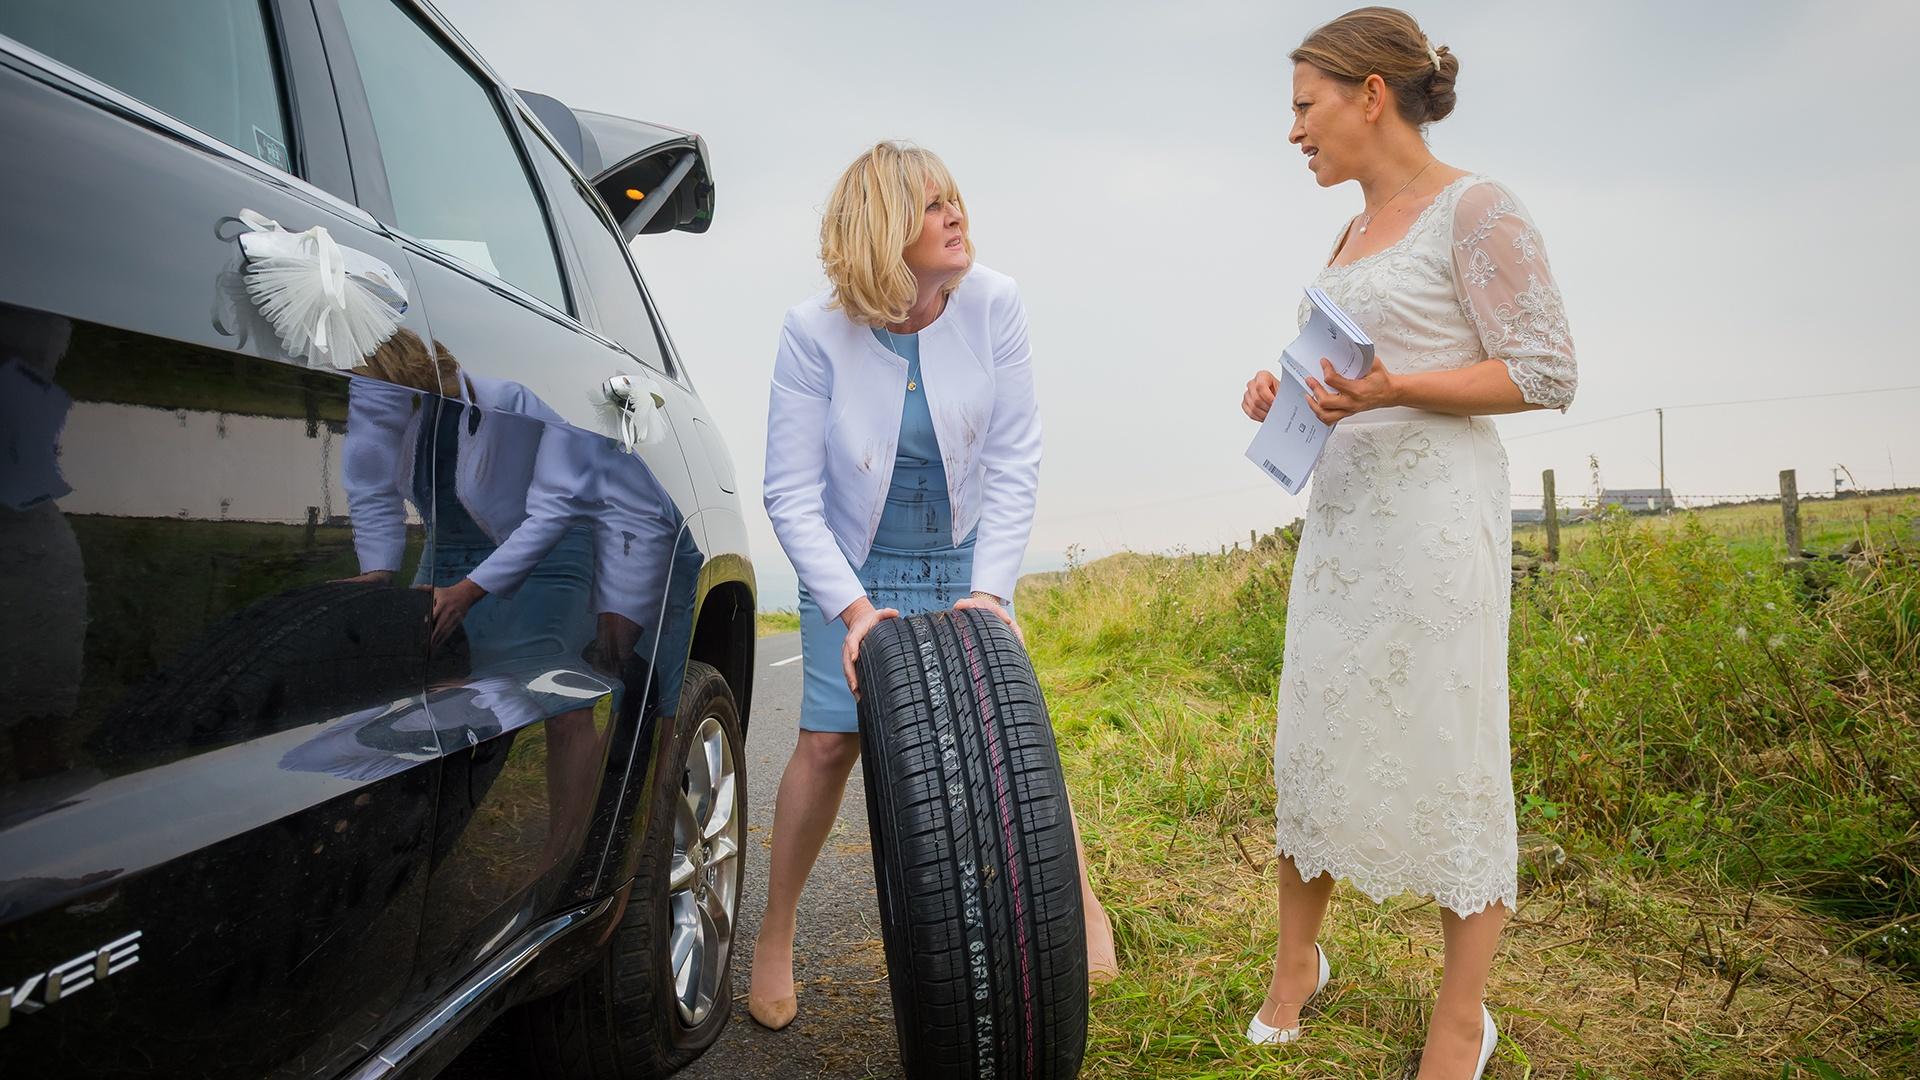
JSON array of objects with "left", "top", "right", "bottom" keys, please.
[
  {"left": 839, "top": 596, "right": 900, "bottom": 700},
  {"left": 1306, "top": 357, "right": 1398, "bottom": 423},
  {"left": 954, "top": 591, "right": 1023, "bottom": 646},
  {"left": 430, "top": 577, "right": 488, "bottom": 646},
  {"left": 1242, "top": 370, "right": 1279, "bottom": 422}
]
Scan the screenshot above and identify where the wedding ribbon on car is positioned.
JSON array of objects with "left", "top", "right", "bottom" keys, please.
[
  {"left": 599, "top": 373, "right": 667, "bottom": 454},
  {"left": 235, "top": 208, "right": 409, "bottom": 369}
]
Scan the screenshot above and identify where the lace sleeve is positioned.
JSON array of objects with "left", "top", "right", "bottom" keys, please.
[{"left": 1451, "top": 181, "right": 1576, "bottom": 410}]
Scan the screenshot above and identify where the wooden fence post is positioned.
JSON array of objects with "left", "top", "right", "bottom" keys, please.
[
  {"left": 1542, "top": 469, "right": 1559, "bottom": 562},
  {"left": 1780, "top": 469, "right": 1801, "bottom": 556}
]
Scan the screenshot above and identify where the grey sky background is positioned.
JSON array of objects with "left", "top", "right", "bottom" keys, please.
[{"left": 441, "top": 0, "right": 1920, "bottom": 609}]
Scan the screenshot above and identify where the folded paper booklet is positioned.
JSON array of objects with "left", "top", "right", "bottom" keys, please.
[{"left": 1244, "top": 287, "right": 1375, "bottom": 495}]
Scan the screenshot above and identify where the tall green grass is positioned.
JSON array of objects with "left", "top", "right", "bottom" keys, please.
[
  {"left": 757, "top": 608, "right": 802, "bottom": 637},
  {"left": 1510, "top": 514, "right": 1919, "bottom": 952},
  {"left": 1020, "top": 504, "right": 1920, "bottom": 1079}
]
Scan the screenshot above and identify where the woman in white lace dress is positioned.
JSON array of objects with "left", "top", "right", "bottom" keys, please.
[{"left": 1237, "top": 9, "right": 1575, "bottom": 1078}]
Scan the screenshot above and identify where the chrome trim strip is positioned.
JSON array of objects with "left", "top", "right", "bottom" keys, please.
[
  {"left": 344, "top": 895, "right": 616, "bottom": 1080},
  {"left": 0, "top": 32, "right": 381, "bottom": 232},
  {"left": 407, "top": 0, "right": 518, "bottom": 109},
  {"left": 387, "top": 227, "right": 584, "bottom": 330}
]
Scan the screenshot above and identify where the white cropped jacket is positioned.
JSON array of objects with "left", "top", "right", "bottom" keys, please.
[{"left": 763, "top": 264, "right": 1042, "bottom": 623}]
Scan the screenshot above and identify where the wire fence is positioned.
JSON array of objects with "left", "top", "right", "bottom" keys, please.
[
  {"left": 1505, "top": 471, "right": 1920, "bottom": 562},
  {"left": 1194, "top": 483, "right": 1918, "bottom": 561},
  {"left": 1510, "top": 487, "right": 1920, "bottom": 512}
]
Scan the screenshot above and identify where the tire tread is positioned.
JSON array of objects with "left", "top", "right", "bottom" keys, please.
[{"left": 858, "top": 609, "right": 1086, "bottom": 1079}]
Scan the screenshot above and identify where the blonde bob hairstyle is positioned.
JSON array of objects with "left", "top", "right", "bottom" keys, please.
[{"left": 819, "top": 141, "right": 973, "bottom": 328}]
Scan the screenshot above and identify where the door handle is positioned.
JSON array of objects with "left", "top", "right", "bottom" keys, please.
[
  {"left": 601, "top": 373, "right": 666, "bottom": 452},
  {"left": 601, "top": 374, "right": 665, "bottom": 410}
]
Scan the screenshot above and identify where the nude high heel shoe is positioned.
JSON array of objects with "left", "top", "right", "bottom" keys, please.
[
  {"left": 1244, "top": 943, "right": 1330, "bottom": 1045},
  {"left": 748, "top": 990, "right": 797, "bottom": 1031}
]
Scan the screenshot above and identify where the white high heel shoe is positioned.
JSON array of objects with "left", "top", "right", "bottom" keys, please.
[
  {"left": 1472, "top": 1004, "right": 1499, "bottom": 1078},
  {"left": 1245, "top": 943, "right": 1330, "bottom": 1045}
]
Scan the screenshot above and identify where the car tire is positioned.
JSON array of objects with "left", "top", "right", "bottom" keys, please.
[
  {"left": 517, "top": 659, "right": 745, "bottom": 1078},
  {"left": 855, "top": 609, "right": 1088, "bottom": 1079}
]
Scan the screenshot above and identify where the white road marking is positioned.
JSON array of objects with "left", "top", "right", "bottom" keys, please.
[{"left": 769, "top": 654, "right": 803, "bottom": 668}]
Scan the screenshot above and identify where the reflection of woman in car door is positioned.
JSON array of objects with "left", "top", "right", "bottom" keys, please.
[
  {"left": 340, "top": 331, "right": 596, "bottom": 665},
  {"left": 339, "top": 331, "right": 602, "bottom": 871},
  {"left": 753, "top": 142, "right": 1117, "bottom": 1030}
]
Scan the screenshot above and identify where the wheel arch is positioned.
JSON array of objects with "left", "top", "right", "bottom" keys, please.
[{"left": 689, "top": 554, "right": 754, "bottom": 730}]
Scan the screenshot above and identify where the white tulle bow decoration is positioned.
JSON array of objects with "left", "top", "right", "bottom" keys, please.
[
  {"left": 237, "top": 209, "right": 408, "bottom": 369},
  {"left": 599, "top": 373, "right": 667, "bottom": 454}
]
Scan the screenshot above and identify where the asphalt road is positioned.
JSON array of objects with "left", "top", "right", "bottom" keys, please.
[{"left": 443, "top": 630, "right": 905, "bottom": 1078}]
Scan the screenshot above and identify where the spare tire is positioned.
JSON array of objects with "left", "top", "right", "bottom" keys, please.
[{"left": 856, "top": 608, "right": 1087, "bottom": 1079}]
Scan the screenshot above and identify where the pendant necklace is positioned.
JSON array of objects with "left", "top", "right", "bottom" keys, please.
[
  {"left": 884, "top": 327, "right": 918, "bottom": 391},
  {"left": 1357, "top": 158, "right": 1435, "bottom": 235}
]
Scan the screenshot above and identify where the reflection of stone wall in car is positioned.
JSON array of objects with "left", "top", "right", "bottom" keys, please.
[{"left": 72, "top": 332, "right": 435, "bottom": 764}]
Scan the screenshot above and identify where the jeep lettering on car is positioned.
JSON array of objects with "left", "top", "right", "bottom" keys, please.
[{"left": 0, "top": 931, "right": 141, "bottom": 1030}]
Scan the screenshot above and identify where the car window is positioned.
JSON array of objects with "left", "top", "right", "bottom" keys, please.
[
  {"left": 0, "top": 0, "right": 294, "bottom": 173},
  {"left": 522, "top": 127, "right": 672, "bottom": 375},
  {"left": 334, "top": 0, "right": 565, "bottom": 313}
]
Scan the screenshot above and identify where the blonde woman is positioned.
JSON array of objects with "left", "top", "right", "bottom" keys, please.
[
  {"left": 752, "top": 142, "right": 1116, "bottom": 1030},
  {"left": 1239, "top": 9, "right": 1576, "bottom": 1079}
]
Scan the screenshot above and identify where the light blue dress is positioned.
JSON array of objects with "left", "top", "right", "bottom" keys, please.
[
  {"left": 796, "top": 328, "right": 1000, "bottom": 733},
  {"left": 412, "top": 397, "right": 594, "bottom": 675}
]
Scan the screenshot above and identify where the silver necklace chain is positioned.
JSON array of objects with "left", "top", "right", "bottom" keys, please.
[{"left": 1357, "top": 158, "right": 1435, "bottom": 235}]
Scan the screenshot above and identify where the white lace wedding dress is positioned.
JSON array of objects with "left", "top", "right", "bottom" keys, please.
[{"left": 1272, "top": 175, "right": 1576, "bottom": 916}]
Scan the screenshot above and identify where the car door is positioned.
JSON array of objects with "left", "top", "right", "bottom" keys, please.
[
  {"left": 316, "top": 0, "right": 704, "bottom": 1002},
  {"left": 0, "top": 2, "right": 445, "bottom": 1077}
]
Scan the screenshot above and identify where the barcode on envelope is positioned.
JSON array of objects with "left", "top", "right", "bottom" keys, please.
[{"left": 1260, "top": 460, "right": 1292, "bottom": 488}]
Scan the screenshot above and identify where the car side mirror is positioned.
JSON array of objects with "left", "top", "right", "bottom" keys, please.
[{"left": 518, "top": 90, "right": 714, "bottom": 239}]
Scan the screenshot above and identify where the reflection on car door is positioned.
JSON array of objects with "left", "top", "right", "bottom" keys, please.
[
  {"left": 0, "top": 5, "right": 442, "bottom": 1076},
  {"left": 321, "top": 0, "right": 703, "bottom": 1000}
]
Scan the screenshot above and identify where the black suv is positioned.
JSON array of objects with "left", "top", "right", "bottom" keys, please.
[{"left": 0, "top": 1, "right": 755, "bottom": 1077}]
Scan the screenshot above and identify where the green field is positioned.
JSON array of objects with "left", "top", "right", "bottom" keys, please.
[
  {"left": 1021, "top": 497, "right": 1920, "bottom": 1079},
  {"left": 1516, "top": 491, "right": 1920, "bottom": 560},
  {"left": 757, "top": 608, "right": 801, "bottom": 637}
]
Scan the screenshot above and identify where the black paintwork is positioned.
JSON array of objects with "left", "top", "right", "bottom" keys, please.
[{"left": 0, "top": 2, "right": 752, "bottom": 1076}]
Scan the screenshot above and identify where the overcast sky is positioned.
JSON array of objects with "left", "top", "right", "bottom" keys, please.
[{"left": 440, "top": 0, "right": 1920, "bottom": 608}]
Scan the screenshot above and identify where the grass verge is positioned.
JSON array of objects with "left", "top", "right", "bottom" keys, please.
[
  {"left": 758, "top": 608, "right": 802, "bottom": 637},
  {"left": 1021, "top": 501, "right": 1920, "bottom": 1079}
]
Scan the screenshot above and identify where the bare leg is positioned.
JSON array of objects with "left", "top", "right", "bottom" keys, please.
[
  {"left": 1069, "top": 802, "right": 1118, "bottom": 985},
  {"left": 748, "top": 730, "right": 862, "bottom": 1025},
  {"left": 1256, "top": 853, "right": 1336, "bottom": 1030},
  {"left": 1415, "top": 903, "right": 1506, "bottom": 1079}
]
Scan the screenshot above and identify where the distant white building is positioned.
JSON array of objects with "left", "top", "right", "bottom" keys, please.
[{"left": 1599, "top": 488, "right": 1674, "bottom": 512}]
